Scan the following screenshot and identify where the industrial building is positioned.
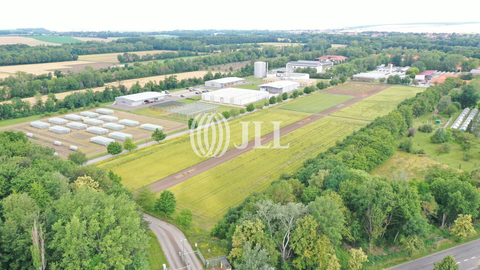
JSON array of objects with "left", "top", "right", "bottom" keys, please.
[
  {"left": 286, "top": 60, "right": 332, "bottom": 73},
  {"left": 415, "top": 70, "right": 437, "bottom": 83},
  {"left": 202, "top": 88, "right": 269, "bottom": 106},
  {"left": 205, "top": 77, "right": 245, "bottom": 88},
  {"left": 353, "top": 64, "right": 409, "bottom": 82},
  {"left": 115, "top": 92, "right": 165, "bottom": 106},
  {"left": 262, "top": 77, "right": 317, "bottom": 87},
  {"left": 259, "top": 81, "right": 300, "bottom": 95},
  {"left": 254, "top": 62, "right": 268, "bottom": 78}
]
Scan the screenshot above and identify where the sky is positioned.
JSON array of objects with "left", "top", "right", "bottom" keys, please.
[{"left": 1, "top": 0, "right": 480, "bottom": 32}]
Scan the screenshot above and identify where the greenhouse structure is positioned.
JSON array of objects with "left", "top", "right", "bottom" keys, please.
[
  {"left": 54, "top": 141, "right": 62, "bottom": 146},
  {"left": 67, "top": 122, "right": 88, "bottom": 130},
  {"left": 162, "top": 102, "right": 219, "bottom": 120},
  {"left": 103, "top": 123, "right": 125, "bottom": 131},
  {"left": 80, "top": 111, "right": 99, "bottom": 118},
  {"left": 69, "top": 145, "right": 78, "bottom": 151},
  {"left": 48, "top": 117, "right": 68, "bottom": 125},
  {"left": 118, "top": 119, "right": 140, "bottom": 127},
  {"left": 84, "top": 119, "right": 104, "bottom": 126},
  {"left": 65, "top": 114, "right": 84, "bottom": 121},
  {"left": 96, "top": 108, "right": 115, "bottom": 115},
  {"left": 26, "top": 133, "right": 33, "bottom": 138},
  {"left": 140, "top": 124, "right": 164, "bottom": 132},
  {"left": 90, "top": 136, "right": 115, "bottom": 146},
  {"left": 108, "top": 132, "right": 133, "bottom": 141},
  {"left": 86, "top": 127, "right": 109, "bottom": 135},
  {"left": 49, "top": 126, "right": 71, "bottom": 134},
  {"left": 30, "top": 121, "right": 50, "bottom": 129},
  {"left": 99, "top": 115, "right": 119, "bottom": 122}
]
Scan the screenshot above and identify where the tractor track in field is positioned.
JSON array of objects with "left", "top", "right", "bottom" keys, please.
[{"left": 147, "top": 84, "right": 387, "bottom": 193}]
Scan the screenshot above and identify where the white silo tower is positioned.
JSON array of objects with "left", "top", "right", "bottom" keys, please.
[{"left": 254, "top": 61, "right": 267, "bottom": 78}]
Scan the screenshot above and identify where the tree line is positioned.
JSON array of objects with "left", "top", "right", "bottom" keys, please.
[
  {"left": 211, "top": 79, "right": 477, "bottom": 269},
  {"left": 117, "top": 50, "right": 197, "bottom": 63},
  {"left": 0, "top": 131, "right": 150, "bottom": 269}
]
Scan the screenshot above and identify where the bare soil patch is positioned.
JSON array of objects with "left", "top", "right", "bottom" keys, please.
[
  {"left": 0, "top": 60, "right": 99, "bottom": 76},
  {"left": 0, "top": 36, "right": 59, "bottom": 46}
]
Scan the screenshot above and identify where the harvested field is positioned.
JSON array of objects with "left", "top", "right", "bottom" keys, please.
[
  {"left": 0, "top": 60, "right": 102, "bottom": 76},
  {"left": 0, "top": 109, "right": 185, "bottom": 158},
  {"left": 6, "top": 70, "right": 209, "bottom": 105},
  {"left": 0, "top": 36, "right": 59, "bottom": 46},
  {"left": 78, "top": 50, "right": 176, "bottom": 63},
  {"left": 327, "top": 82, "right": 388, "bottom": 94}
]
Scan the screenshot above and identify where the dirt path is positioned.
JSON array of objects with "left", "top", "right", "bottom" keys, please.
[{"left": 148, "top": 85, "right": 386, "bottom": 193}]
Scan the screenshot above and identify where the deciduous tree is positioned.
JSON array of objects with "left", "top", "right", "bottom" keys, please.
[
  {"left": 155, "top": 190, "right": 176, "bottom": 218},
  {"left": 68, "top": 151, "right": 87, "bottom": 165},
  {"left": 107, "top": 141, "right": 123, "bottom": 155},
  {"left": 348, "top": 248, "right": 369, "bottom": 270},
  {"left": 451, "top": 214, "right": 476, "bottom": 239},
  {"left": 433, "top": 255, "right": 458, "bottom": 270},
  {"left": 309, "top": 196, "right": 345, "bottom": 244},
  {"left": 135, "top": 186, "right": 156, "bottom": 212},
  {"left": 152, "top": 128, "right": 167, "bottom": 142},
  {"left": 233, "top": 242, "right": 275, "bottom": 270},
  {"left": 123, "top": 137, "right": 137, "bottom": 151}
]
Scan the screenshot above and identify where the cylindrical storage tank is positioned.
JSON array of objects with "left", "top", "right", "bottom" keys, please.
[{"left": 254, "top": 62, "right": 267, "bottom": 78}]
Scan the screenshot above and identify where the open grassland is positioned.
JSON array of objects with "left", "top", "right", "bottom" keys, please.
[
  {"left": 0, "top": 36, "right": 59, "bottom": 46},
  {"left": 371, "top": 151, "right": 451, "bottom": 180},
  {"left": 6, "top": 71, "right": 209, "bottom": 105},
  {"left": 331, "top": 85, "right": 423, "bottom": 121},
  {"left": 278, "top": 93, "right": 354, "bottom": 114},
  {"left": 31, "top": 35, "right": 83, "bottom": 44},
  {"left": 0, "top": 60, "right": 100, "bottom": 76},
  {"left": 78, "top": 50, "right": 176, "bottom": 63},
  {"left": 232, "top": 82, "right": 261, "bottom": 90},
  {"left": 98, "top": 108, "right": 310, "bottom": 190},
  {"left": 1, "top": 109, "right": 185, "bottom": 158},
  {"left": 170, "top": 116, "right": 367, "bottom": 229},
  {"left": 147, "top": 231, "right": 169, "bottom": 270}
]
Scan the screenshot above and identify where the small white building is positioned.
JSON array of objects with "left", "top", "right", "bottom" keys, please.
[
  {"left": 115, "top": 92, "right": 165, "bottom": 106},
  {"left": 259, "top": 81, "right": 300, "bottom": 95},
  {"left": 205, "top": 77, "right": 245, "bottom": 88}
]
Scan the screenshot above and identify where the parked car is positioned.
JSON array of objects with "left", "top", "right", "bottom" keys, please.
[
  {"left": 180, "top": 94, "right": 185, "bottom": 97},
  {"left": 164, "top": 90, "right": 170, "bottom": 94},
  {"left": 195, "top": 92, "right": 200, "bottom": 94}
]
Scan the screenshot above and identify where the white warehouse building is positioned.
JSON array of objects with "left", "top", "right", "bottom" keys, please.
[
  {"left": 259, "top": 81, "right": 300, "bottom": 95},
  {"left": 115, "top": 92, "right": 165, "bottom": 106},
  {"left": 205, "top": 77, "right": 245, "bottom": 88},
  {"left": 202, "top": 88, "right": 269, "bottom": 106},
  {"left": 286, "top": 60, "right": 331, "bottom": 73}
]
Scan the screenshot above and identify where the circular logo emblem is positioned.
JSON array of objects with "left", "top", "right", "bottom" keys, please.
[{"left": 190, "top": 113, "right": 230, "bottom": 158}]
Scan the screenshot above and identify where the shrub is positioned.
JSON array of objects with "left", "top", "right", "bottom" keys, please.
[
  {"left": 264, "top": 101, "right": 269, "bottom": 107},
  {"left": 408, "top": 128, "right": 417, "bottom": 137},
  {"left": 276, "top": 95, "right": 283, "bottom": 103},
  {"left": 400, "top": 139, "right": 414, "bottom": 153},
  {"left": 43, "top": 112, "right": 51, "bottom": 117},
  {"left": 418, "top": 124, "right": 433, "bottom": 133},
  {"left": 416, "top": 149, "right": 426, "bottom": 154},
  {"left": 255, "top": 104, "right": 264, "bottom": 110},
  {"left": 230, "top": 108, "right": 240, "bottom": 118},
  {"left": 430, "top": 128, "right": 452, "bottom": 144},
  {"left": 282, "top": 93, "right": 288, "bottom": 100},
  {"left": 221, "top": 111, "right": 231, "bottom": 119},
  {"left": 463, "top": 152, "right": 473, "bottom": 161},
  {"left": 239, "top": 108, "right": 246, "bottom": 114},
  {"left": 246, "top": 103, "right": 255, "bottom": 112}
]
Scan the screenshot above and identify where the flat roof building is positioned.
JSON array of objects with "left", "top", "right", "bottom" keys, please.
[
  {"left": 202, "top": 88, "right": 269, "bottom": 106},
  {"left": 262, "top": 77, "right": 317, "bottom": 87},
  {"left": 286, "top": 60, "right": 331, "bottom": 73},
  {"left": 259, "top": 81, "right": 300, "bottom": 95},
  {"left": 115, "top": 92, "right": 165, "bottom": 106},
  {"left": 205, "top": 77, "right": 245, "bottom": 88}
]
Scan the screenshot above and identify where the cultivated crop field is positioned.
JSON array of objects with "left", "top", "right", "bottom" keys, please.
[
  {"left": 331, "top": 85, "right": 423, "bottom": 121},
  {"left": 278, "top": 93, "right": 354, "bottom": 114},
  {"left": 0, "top": 36, "right": 59, "bottom": 46},
  {"left": 327, "top": 82, "right": 387, "bottom": 93},
  {"left": 99, "top": 108, "right": 310, "bottom": 189},
  {"left": 170, "top": 116, "right": 367, "bottom": 229},
  {"left": 0, "top": 60, "right": 101, "bottom": 76},
  {"left": 1, "top": 109, "right": 185, "bottom": 158},
  {"left": 30, "top": 35, "right": 83, "bottom": 44},
  {"left": 78, "top": 50, "right": 176, "bottom": 63}
]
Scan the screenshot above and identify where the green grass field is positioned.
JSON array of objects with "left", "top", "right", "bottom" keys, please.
[
  {"left": 0, "top": 114, "right": 43, "bottom": 128},
  {"left": 233, "top": 82, "right": 261, "bottom": 90},
  {"left": 170, "top": 116, "right": 367, "bottom": 229},
  {"left": 98, "top": 108, "right": 310, "bottom": 190},
  {"left": 31, "top": 35, "right": 83, "bottom": 44},
  {"left": 278, "top": 93, "right": 354, "bottom": 114},
  {"left": 332, "top": 85, "right": 424, "bottom": 121},
  {"left": 147, "top": 231, "right": 169, "bottom": 270}
]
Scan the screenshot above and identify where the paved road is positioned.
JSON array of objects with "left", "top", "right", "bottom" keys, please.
[
  {"left": 144, "top": 214, "right": 203, "bottom": 270},
  {"left": 389, "top": 239, "right": 480, "bottom": 270}
]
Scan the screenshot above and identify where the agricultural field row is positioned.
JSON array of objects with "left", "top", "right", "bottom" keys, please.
[
  {"left": 331, "top": 85, "right": 423, "bottom": 121},
  {"left": 99, "top": 108, "right": 310, "bottom": 190},
  {"left": 278, "top": 92, "right": 354, "bottom": 114},
  {"left": 170, "top": 116, "right": 367, "bottom": 229},
  {"left": 327, "top": 82, "right": 384, "bottom": 93}
]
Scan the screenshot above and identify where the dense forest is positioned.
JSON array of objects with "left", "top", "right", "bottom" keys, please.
[
  {"left": 0, "top": 131, "right": 150, "bottom": 269},
  {"left": 211, "top": 79, "right": 480, "bottom": 269}
]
